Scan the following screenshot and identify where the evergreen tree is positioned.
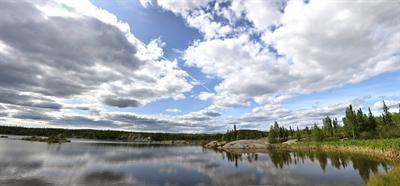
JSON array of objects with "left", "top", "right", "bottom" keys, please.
[
  {"left": 356, "top": 108, "right": 368, "bottom": 132},
  {"left": 296, "top": 127, "right": 301, "bottom": 141},
  {"left": 343, "top": 104, "right": 358, "bottom": 139},
  {"left": 323, "top": 116, "right": 333, "bottom": 137},
  {"left": 312, "top": 123, "right": 324, "bottom": 141},
  {"left": 268, "top": 122, "right": 279, "bottom": 143},
  {"left": 382, "top": 101, "right": 394, "bottom": 126},
  {"left": 289, "top": 126, "right": 294, "bottom": 138},
  {"left": 367, "top": 107, "right": 377, "bottom": 132},
  {"left": 305, "top": 126, "right": 311, "bottom": 141},
  {"left": 332, "top": 118, "right": 338, "bottom": 136},
  {"left": 234, "top": 124, "right": 238, "bottom": 140}
]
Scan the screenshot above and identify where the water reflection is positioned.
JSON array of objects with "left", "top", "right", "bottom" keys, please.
[
  {"left": 0, "top": 138, "right": 393, "bottom": 186},
  {"left": 220, "top": 149, "right": 391, "bottom": 182}
]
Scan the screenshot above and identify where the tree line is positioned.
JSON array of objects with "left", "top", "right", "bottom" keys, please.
[
  {"left": 220, "top": 124, "right": 266, "bottom": 142},
  {"left": 268, "top": 101, "right": 400, "bottom": 143},
  {"left": 0, "top": 126, "right": 223, "bottom": 141}
]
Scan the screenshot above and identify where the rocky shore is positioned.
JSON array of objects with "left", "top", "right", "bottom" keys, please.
[
  {"left": 204, "top": 138, "right": 270, "bottom": 150},
  {"left": 204, "top": 138, "right": 400, "bottom": 162}
]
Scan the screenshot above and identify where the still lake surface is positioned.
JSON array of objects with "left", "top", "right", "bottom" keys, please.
[{"left": 0, "top": 138, "right": 393, "bottom": 186}]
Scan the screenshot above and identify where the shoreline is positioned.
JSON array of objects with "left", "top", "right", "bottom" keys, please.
[
  {"left": 270, "top": 143, "right": 400, "bottom": 163},
  {"left": 205, "top": 138, "right": 400, "bottom": 163}
]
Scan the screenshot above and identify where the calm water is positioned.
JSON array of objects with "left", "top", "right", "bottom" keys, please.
[{"left": 0, "top": 138, "right": 393, "bottom": 186}]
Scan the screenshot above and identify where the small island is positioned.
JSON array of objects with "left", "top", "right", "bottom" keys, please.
[{"left": 22, "top": 134, "right": 70, "bottom": 144}]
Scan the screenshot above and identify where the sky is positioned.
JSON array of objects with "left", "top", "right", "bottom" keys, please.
[{"left": 0, "top": 0, "right": 399, "bottom": 133}]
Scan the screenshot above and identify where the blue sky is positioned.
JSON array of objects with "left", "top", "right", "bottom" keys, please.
[
  {"left": 0, "top": 0, "right": 399, "bottom": 132},
  {"left": 91, "top": 0, "right": 400, "bottom": 117}
]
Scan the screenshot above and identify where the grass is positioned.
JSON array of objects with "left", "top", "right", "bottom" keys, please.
[
  {"left": 278, "top": 138, "right": 400, "bottom": 185},
  {"left": 367, "top": 166, "right": 400, "bottom": 186},
  {"left": 294, "top": 138, "right": 400, "bottom": 152}
]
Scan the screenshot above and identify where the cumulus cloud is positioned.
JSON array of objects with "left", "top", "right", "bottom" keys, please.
[
  {"left": 156, "top": 0, "right": 211, "bottom": 16},
  {"left": 2, "top": 0, "right": 399, "bottom": 132},
  {"left": 12, "top": 110, "right": 55, "bottom": 121},
  {"left": 0, "top": 0, "right": 192, "bottom": 109},
  {"left": 102, "top": 97, "right": 141, "bottom": 108},
  {"left": 182, "top": 0, "right": 400, "bottom": 109},
  {"left": 0, "top": 0, "right": 202, "bottom": 132},
  {"left": 238, "top": 96, "right": 372, "bottom": 129},
  {"left": 373, "top": 100, "right": 400, "bottom": 110},
  {"left": 0, "top": 88, "right": 62, "bottom": 110}
]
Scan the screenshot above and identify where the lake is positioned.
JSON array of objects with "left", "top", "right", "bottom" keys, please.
[{"left": 0, "top": 138, "right": 393, "bottom": 186}]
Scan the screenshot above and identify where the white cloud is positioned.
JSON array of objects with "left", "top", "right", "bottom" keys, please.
[
  {"left": 165, "top": 108, "right": 182, "bottom": 113},
  {"left": 156, "top": 0, "right": 211, "bottom": 16},
  {"left": 139, "top": 0, "right": 152, "bottom": 8},
  {"left": 186, "top": 10, "right": 233, "bottom": 39},
  {"left": 184, "top": 0, "right": 400, "bottom": 109},
  {"left": 0, "top": 0, "right": 193, "bottom": 110},
  {"left": 239, "top": 96, "right": 371, "bottom": 129},
  {"left": 198, "top": 92, "right": 214, "bottom": 101},
  {"left": 234, "top": 0, "right": 283, "bottom": 31},
  {"left": 373, "top": 100, "right": 400, "bottom": 111}
]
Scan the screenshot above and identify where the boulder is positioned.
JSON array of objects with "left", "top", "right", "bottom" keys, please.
[
  {"left": 204, "top": 140, "right": 219, "bottom": 148},
  {"left": 222, "top": 139, "right": 269, "bottom": 149}
]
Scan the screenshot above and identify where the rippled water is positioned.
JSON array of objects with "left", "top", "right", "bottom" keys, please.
[{"left": 0, "top": 138, "right": 393, "bottom": 186}]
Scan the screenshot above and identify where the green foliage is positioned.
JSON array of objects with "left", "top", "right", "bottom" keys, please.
[
  {"left": 267, "top": 121, "right": 290, "bottom": 143},
  {"left": 382, "top": 101, "right": 394, "bottom": 126},
  {"left": 323, "top": 116, "right": 333, "bottom": 137},
  {"left": 343, "top": 104, "right": 358, "bottom": 139},
  {"left": 305, "top": 138, "right": 400, "bottom": 152},
  {"left": 312, "top": 124, "right": 324, "bottom": 142},
  {"left": 268, "top": 122, "right": 280, "bottom": 143},
  {"left": 222, "top": 126, "right": 265, "bottom": 142},
  {"left": 266, "top": 100, "right": 400, "bottom": 144},
  {"left": 0, "top": 126, "right": 224, "bottom": 141},
  {"left": 296, "top": 127, "right": 301, "bottom": 141},
  {"left": 367, "top": 166, "right": 400, "bottom": 186}
]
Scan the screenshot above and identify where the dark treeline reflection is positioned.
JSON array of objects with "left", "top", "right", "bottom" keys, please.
[{"left": 218, "top": 149, "right": 391, "bottom": 182}]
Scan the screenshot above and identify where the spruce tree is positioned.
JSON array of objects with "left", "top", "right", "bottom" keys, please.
[
  {"left": 323, "top": 116, "right": 333, "bottom": 137},
  {"left": 382, "top": 101, "right": 394, "bottom": 126},
  {"left": 296, "top": 126, "right": 301, "bottom": 141},
  {"left": 312, "top": 123, "right": 324, "bottom": 141},
  {"left": 343, "top": 104, "right": 358, "bottom": 139},
  {"left": 356, "top": 108, "right": 367, "bottom": 133},
  {"left": 367, "top": 107, "right": 377, "bottom": 132},
  {"left": 332, "top": 118, "right": 338, "bottom": 136}
]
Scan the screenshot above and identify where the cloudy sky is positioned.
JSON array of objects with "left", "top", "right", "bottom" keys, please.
[{"left": 0, "top": 0, "right": 399, "bottom": 133}]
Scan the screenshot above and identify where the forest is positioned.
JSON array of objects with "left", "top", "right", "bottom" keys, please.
[
  {"left": 0, "top": 126, "right": 223, "bottom": 141},
  {"left": 266, "top": 101, "right": 400, "bottom": 143}
]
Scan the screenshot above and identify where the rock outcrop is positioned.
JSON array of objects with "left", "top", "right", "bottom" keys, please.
[
  {"left": 204, "top": 140, "right": 226, "bottom": 148},
  {"left": 221, "top": 138, "right": 269, "bottom": 150},
  {"left": 204, "top": 138, "right": 270, "bottom": 150}
]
